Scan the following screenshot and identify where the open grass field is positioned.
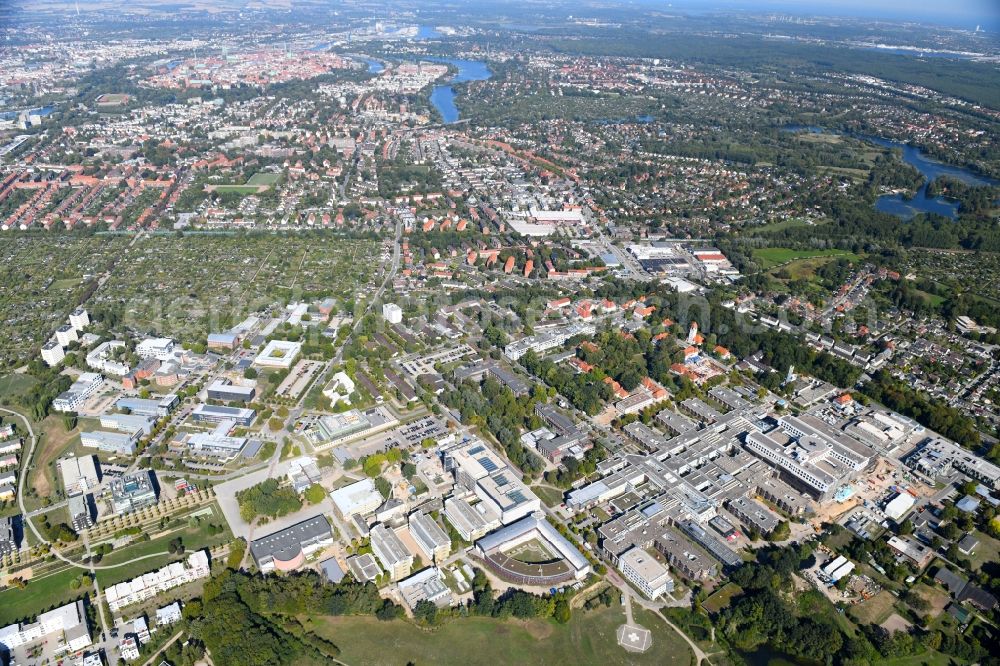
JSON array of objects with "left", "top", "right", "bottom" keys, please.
[
  {"left": 24, "top": 415, "right": 78, "bottom": 504},
  {"left": 968, "top": 530, "right": 1000, "bottom": 572},
  {"left": 776, "top": 253, "right": 863, "bottom": 281},
  {"left": 881, "top": 650, "right": 955, "bottom": 666},
  {"left": 910, "top": 582, "right": 950, "bottom": 615},
  {"left": 94, "top": 507, "right": 232, "bottom": 586},
  {"left": 531, "top": 484, "right": 565, "bottom": 508},
  {"left": 207, "top": 184, "right": 263, "bottom": 194},
  {"left": 0, "top": 565, "right": 85, "bottom": 624},
  {"left": 246, "top": 172, "right": 282, "bottom": 186},
  {"left": 0, "top": 374, "right": 37, "bottom": 403},
  {"left": 849, "top": 589, "right": 896, "bottom": 625},
  {"left": 753, "top": 247, "right": 861, "bottom": 271},
  {"left": 703, "top": 582, "right": 742, "bottom": 614},
  {"left": 310, "top": 603, "right": 694, "bottom": 666}
]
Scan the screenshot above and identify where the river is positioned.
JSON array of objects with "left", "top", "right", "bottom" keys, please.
[
  {"left": 426, "top": 58, "right": 492, "bottom": 124},
  {"left": 783, "top": 125, "right": 997, "bottom": 219}
]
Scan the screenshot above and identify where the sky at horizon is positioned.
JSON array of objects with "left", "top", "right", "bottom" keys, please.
[{"left": 659, "top": 0, "right": 1000, "bottom": 31}]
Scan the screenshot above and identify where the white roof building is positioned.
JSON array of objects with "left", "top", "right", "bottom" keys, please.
[
  {"left": 253, "top": 339, "right": 302, "bottom": 368},
  {"left": 329, "top": 478, "right": 383, "bottom": 519}
]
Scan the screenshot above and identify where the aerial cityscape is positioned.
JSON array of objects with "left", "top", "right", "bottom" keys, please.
[{"left": 0, "top": 0, "right": 999, "bottom": 664}]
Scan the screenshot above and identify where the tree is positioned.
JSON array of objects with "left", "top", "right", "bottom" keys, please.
[
  {"left": 304, "top": 484, "right": 326, "bottom": 505},
  {"left": 553, "top": 599, "right": 571, "bottom": 624},
  {"left": 770, "top": 521, "right": 791, "bottom": 541}
]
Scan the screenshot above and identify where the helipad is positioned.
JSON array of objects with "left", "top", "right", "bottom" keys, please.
[{"left": 617, "top": 623, "right": 652, "bottom": 653}]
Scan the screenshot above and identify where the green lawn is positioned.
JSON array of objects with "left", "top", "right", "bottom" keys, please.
[
  {"left": 881, "top": 650, "right": 955, "bottom": 666},
  {"left": 210, "top": 185, "right": 261, "bottom": 194},
  {"left": 703, "top": 582, "right": 742, "bottom": 614},
  {"left": 94, "top": 513, "right": 231, "bottom": 586},
  {"left": 310, "top": 603, "right": 694, "bottom": 666},
  {"left": 747, "top": 216, "right": 818, "bottom": 232},
  {"left": 968, "top": 530, "right": 1000, "bottom": 572},
  {"left": 849, "top": 589, "right": 895, "bottom": 625},
  {"left": 531, "top": 485, "right": 565, "bottom": 508},
  {"left": 0, "top": 374, "right": 38, "bottom": 402},
  {"left": 0, "top": 565, "right": 85, "bottom": 624},
  {"left": 246, "top": 172, "right": 281, "bottom": 186},
  {"left": 752, "top": 247, "right": 860, "bottom": 270}
]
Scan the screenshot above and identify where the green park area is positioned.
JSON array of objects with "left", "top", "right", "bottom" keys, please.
[
  {"left": 93, "top": 507, "right": 232, "bottom": 587},
  {"left": 0, "top": 564, "right": 86, "bottom": 625},
  {"left": 311, "top": 605, "right": 693, "bottom": 666},
  {"left": 208, "top": 172, "right": 283, "bottom": 195},
  {"left": 753, "top": 247, "right": 862, "bottom": 271},
  {"left": 246, "top": 172, "right": 282, "bottom": 187}
]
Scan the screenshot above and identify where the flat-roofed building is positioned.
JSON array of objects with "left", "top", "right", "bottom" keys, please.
[
  {"left": 86, "top": 340, "right": 130, "bottom": 376},
  {"left": 681, "top": 398, "right": 723, "bottom": 424},
  {"left": 250, "top": 515, "right": 333, "bottom": 573},
  {"left": 81, "top": 430, "right": 139, "bottom": 456},
  {"left": 192, "top": 403, "right": 255, "bottom": 427},
  {"left": 487, "top": 364, "right": 530, "bottom": 396},
  {"left": 398, "top": 567, "right": 451, "bottom": 609},
  {"left": 42, "top": 340, "right": 65, "bottom": 367},
  {"left": 619, "top": 546, "right": 673, "bottom": 599},
  {"left": 136, "top": 337, "right": 175, "bottom": 360},
  {"left": 653, "top": 528, "right": 717, "bottom": 581},
  {"left": 68, "top": 494, "right": 93, "bottom": 531},
  {"left": 69, "top": 308, "right": 90, "bottom": 331},
  {"left": 207, "top": 333, "right": 239, "bottom": 350},
  {"left": 116, "top": 394, "right": 178, "bottom": 418},
  {"left": 185, "top": 426, "right": 247, "bottom": 460},
  {"left": 475, "top": 470, "right": 541, "bottom": 524},
  {"left": 908, "top": 436, "right": 1000, "bottom": 489},
  {"left": 109, "top": 470, "right": 157, "bottom": 514},
  {"left": 743, "top": 415, "right": 874, "bottom": 501},
  {"left": 347, "top": 553, "right": 382, "bottom": 582},
  {"left": 443, "top": 496, "right": 500, "bottom": 542},
  {"left": 330, "top": 478, "right": 384, "bottom": 519},
  {"left": 409, "top": 511, "right": 450, "bottom": 563},
  {"left": 207, "top": 381, "right": 256, "bottom": 403},
  {"left": 53, "top": 372, "right": 105, "bottom": 412},
  {"left": 100, "top": 413, "right": 155, "bottom": 437},
  {"left": 370, "top": 523, "right": 413, "bottom": 581},
  {"left": 656, "top": 408, "right": 697, "bottom": 436},
  {"left": 104, "top": 550, "right": 210, "bottom": 611},
  {"left": 727, "top": 496, "right": 780, "bottom": 536},
  {"left": 475, "top": 513, "right": 591, "bottom": 584},
  {"left": 55, "top": 324, "right": 79, "bottom": 347},
  {"left": 253, "top": 340, "right": 302, "bottom": 368},
  {"left": 0, "top": 515, "right": 17, "bottom": 557},
  {"left": 0, "top": 600, "right": 91, "bottom": 654},
  {"left": 58, "top": 454, "right": 100, "bottom": 495}
]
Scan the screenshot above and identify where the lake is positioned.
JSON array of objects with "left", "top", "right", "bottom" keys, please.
[
  {"left": 426, "top": 58, "right": 492, "bottom": 124},
  {"left": 356, "top": 57, "right": 384, "bottom": 74},
  {"left": 782, "top": 126, "right": 997, "bottom": 219}
]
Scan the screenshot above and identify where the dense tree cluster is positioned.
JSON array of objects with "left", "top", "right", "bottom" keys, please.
[
  {"left": 236, "top": 479, "right": 303, "bottom": 522},
  {"left": 188, "top": 570, "right": 404, "bottom": 666},
  {"left": 440, "top": 377, "right": 546, "bottom": 475},
  {"left": 862, "top": 370, "right": 982, "bottom": 450}
]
